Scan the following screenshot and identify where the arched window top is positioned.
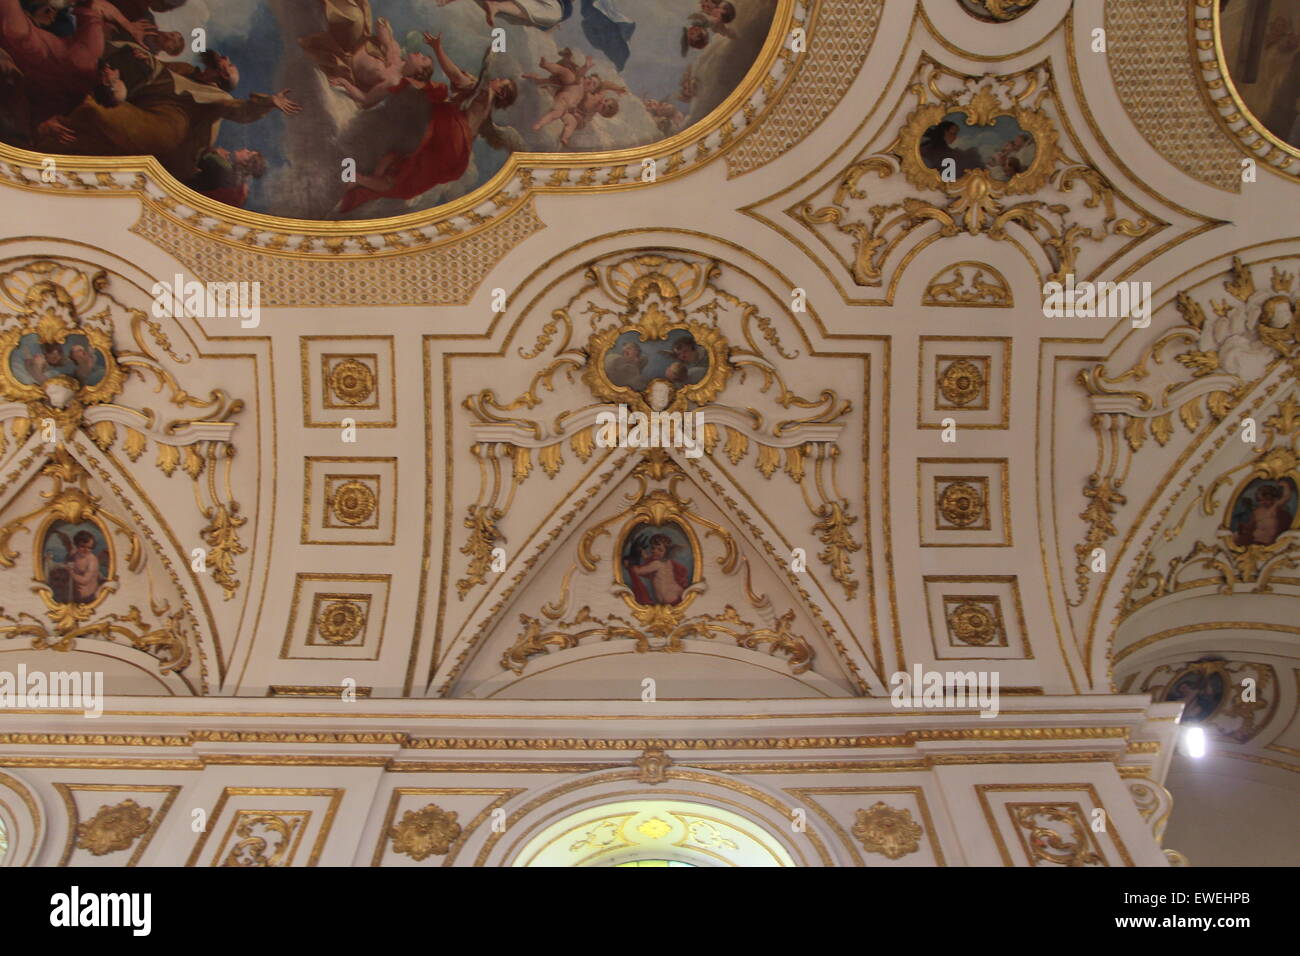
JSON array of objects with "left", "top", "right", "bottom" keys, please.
[{"left": 513, "top": 798, "right": 794, "bottom": 867}]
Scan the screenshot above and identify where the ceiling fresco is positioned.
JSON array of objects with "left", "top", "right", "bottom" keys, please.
[{"left": 0, "top": 0, "right": 777, "bottom": 220}]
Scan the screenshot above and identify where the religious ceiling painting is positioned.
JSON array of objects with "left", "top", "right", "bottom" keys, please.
[{"left": 0, "top": 0, "right": 779, "bottom": 221}]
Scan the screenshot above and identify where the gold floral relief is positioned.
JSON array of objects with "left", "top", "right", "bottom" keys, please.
[
  {"left": 326, "top": 477, "right": 380, "bottom": 529},
  {"left": 75, "top": 799, "right": 153, "bottom": 857},
  {"left": 937, "top": 357, "right": 988, "bottom": 410},
  {"left": 389, "top": 804, "right": 462, "bottom": 862},
  {"left": 944, "top": 597, "right": 1007, "bottom": 647},
  {"left": 851, "top": 802, "right": 924, "bottom": 860},
  {"left": 936, "top": 478, "right": 990, "bottom": 530},
  {"left": 313, "top": 598, "right": 370, "bottom": 646},
  {"left": 324, "top": 356, "right": 379, "bottom": 409}
]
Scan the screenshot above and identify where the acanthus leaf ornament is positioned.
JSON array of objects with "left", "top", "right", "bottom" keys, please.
[
  {"left": 1009, "top": 804, "right": 1104, "bottom": 867},
  {"left": 221, "top": 813, "right": 302, "bottom": 868}
]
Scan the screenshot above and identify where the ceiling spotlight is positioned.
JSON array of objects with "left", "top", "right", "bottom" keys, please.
[{"left": 1180, "top": 725, "right": 1208, "bottom": 759}]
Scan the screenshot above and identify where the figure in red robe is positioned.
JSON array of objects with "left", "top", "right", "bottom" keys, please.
[
  {"left": 337, "top": 32, "right": 520, "bottom": 215},
  {"left": 0, "top": 0, "right": 152, "bottom": 128}
]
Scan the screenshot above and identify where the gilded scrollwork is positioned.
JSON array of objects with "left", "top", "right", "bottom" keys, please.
[
  {"left": 1077, "top": 258, "right": 1300, "bottom": 605},
  {"left": 0, "top": 260, "right": 246, "bottom": 600},
  {"left": 1125, "top": 778, "right": 1172, "bottom": 845},
  {"left": 220, "top": 812, "right": 303, "bottom": 868},
  {"left": 923, "top": 262, "right": 1013, "bottom": 308},
  {"left": 502, "top": 601, "right": 813, "bottom": 677},
  {"left": 1008, "top": 804, "right": 1104, "bottom": 867},
  {"left": 458, "top": 252, "right": 862, "bottom": 601},
  {"left": 1124, "top": 389, "right": 1300, "bottom": 609},
  {"left": 794, "top": 60, "right": 1158, "bottom": 293},
  {"left": 0, "top": 449, "right": 190, "bottom": 672}
]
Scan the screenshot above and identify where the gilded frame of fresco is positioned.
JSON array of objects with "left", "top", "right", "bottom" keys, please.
[
  {"left": 897, "top": 87, "right": 1059, "bottom": 205},
  {"left": 1196, "top": 0, "right": 1300, "bottom": 183},
  {"left": 0, "top": 279, "right": 125, "bottom": 430},
  {"left": 583, "top": 306, "right": 730, "bottom": 415},
  {"left": 0, "top": 0, "right": 800, "bottom": 257},
  {"left": 1218, "top": 447, "right": 1300, "bottom": 570},
  {"left": 611, "top": 509, "right": 704, "bottom": 617},
  {"left": 31, "top": 510, "right": 117, "bottom": 618}
]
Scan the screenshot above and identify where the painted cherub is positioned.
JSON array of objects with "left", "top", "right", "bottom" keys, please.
[
  {"left": 1234, "top": 483, "right": 1295, "bottom": 547},
  {"left": 524, "top": 48, "right": 625, "bottom": 146},
  {"left": 644, "top": 97, "right": 684, "bottom": 135},
  {"left": 659, "top": 334, "right": 706, "bottom": 370},
  {"left": 989, "top": 132, "right": 1030, "bottom": 179},
  {"left": 300, "top": 0, "right": 435, "bottom": 109},
  {"left": 605, "top": 339, "right": 647, "bottom": 387},
  {"left": 23, "top": 341, "right": 65, "bottom": 384},
  {"left": 682, "top": 0, "right": 736, "bottom": 53},
  {"left": 627, "top": 533, "right": 688, "bottom": 606},
  {"left": 698, "top": 0, "right": 737, "bottom": 31},
  {"left": 68, "top": 343, "right": 97, "bottom": 383},
  {"left": 48, "top": 529, "right": 102, "bottom": 604}
]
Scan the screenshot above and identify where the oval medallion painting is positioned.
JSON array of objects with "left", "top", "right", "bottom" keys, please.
[
  {"left": 0, "top": 0, "right": 776, "bottom": 220},
  {"left": 620, "top": 521, "right": 695, "bottom": 607},
  {"left": 1228, "top": 476, "right": 1298, "bottom": 548},
  {"left": 39, "top": 518, "right": 111, "bottom": 606},
  {"left": 1218, "top": 0, "right": 1300, "bottom": 149}
]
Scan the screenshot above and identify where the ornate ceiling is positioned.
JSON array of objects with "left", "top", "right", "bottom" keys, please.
[{"left": 0, "top": 0, "right": 1299, "bottom": 869}]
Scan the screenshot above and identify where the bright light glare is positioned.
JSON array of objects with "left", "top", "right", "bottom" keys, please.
[{"left": 1181, "top": 725, "right": 1207, "bottom": 758}]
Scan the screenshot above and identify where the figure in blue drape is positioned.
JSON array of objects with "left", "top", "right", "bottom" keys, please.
[
  {"left": 579, "top": 0, "right": 635, "bottom": 71},
  {"left": 454, "top": 1, "right": 636, "bottom": 71}
]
